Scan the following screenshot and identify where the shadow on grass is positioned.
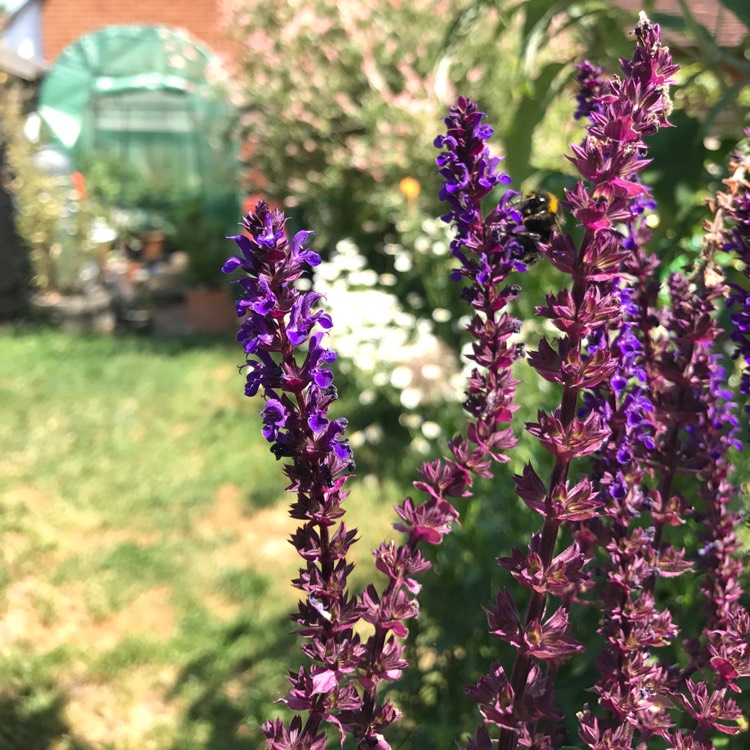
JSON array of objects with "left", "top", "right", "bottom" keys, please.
[
  {"left": 168, "top": 614, "right": 298, "bottom": 750},
  {"left": 0, "top": 680, "right": 92, "bottom": 750}
]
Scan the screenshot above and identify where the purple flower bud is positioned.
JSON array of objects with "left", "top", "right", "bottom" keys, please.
[{"left": 574, "top": 60, "right": 607, "bottom": 121}]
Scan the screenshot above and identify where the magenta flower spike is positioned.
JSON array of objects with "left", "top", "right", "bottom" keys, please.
[
  {"left": 453, "top": 15, "right": 680, "bottom": 750},
  {"left": 331, "top": 96, "right": 535, "bottom": 746},
  {"left": 654, "top": 134, "right": 750, "bottom": 748},
  {"left": 723, "top": 129, "right": 750, "bottom": 409}
]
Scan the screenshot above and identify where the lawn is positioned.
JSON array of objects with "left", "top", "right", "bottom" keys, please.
[
  {"left": 4, "top": 328, "right": 748, "bottom": 750},
  {"left": 0, "top": 328, "right": 399, "bottom": 750}
]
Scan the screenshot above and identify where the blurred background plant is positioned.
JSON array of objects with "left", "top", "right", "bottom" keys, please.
[
  {"left": 311, "top": 231, "right": 466, "bottom": 477},
  {"left": 172, "top": 197, "right": 239, "bottom": 289},
  {"left": 79, "top": 152, "right": 180, "bottom": 237},
  {"left": 0, "top": 83, "right": 95, "bottom": 295},
  {"left": 225, "top": 0, "right": 457, "bottom": 248}
]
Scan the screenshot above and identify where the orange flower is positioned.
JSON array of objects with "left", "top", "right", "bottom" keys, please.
[{"left": 399, "top": 176, "right": 420, "bottom": 204}]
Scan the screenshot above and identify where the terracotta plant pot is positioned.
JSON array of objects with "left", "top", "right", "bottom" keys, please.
[
  {"left": 141, "top": 230, "right": 165, "bottom": 262},
  {"left": 185, "top": 286, "right": 236, "bottom": 333}
]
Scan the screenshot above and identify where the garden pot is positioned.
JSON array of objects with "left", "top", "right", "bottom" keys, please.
[
  {"left": 140, "top": 230, "right": 165, "bottom": 262},
  {"left": 185, "top": 286, "right": 236, "bottom": 333}
]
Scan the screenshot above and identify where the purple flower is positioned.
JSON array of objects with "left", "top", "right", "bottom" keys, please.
[
  {"left": 435, "top": 97, "right": 517, "bottom": 271},
  {"left": 723, "top": 128, "right": 750, "bottom": 410},
  {"left": 261, "top": 397, "right": 289, "bottom": 442},
  {"left": 434, "top": 97, "right": 525, "bottom": 477},
  {"left": 228, "top": 201, "right": 359, "bottom": 746},
  {"left": 573, "top": 59, "right": 606, "bottom": 121}
]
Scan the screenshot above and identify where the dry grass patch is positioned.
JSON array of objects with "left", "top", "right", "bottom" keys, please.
[
  {"left": 0, "top": 579, "right": 176, "bottom": 654},
  {"left": 62, "top": 665, "right": 180, "bottom": 750}
]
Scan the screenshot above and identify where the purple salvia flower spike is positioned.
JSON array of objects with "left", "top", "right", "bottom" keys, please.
[
  {"left": 722, "top": 128, "right": 750, "bottom": 410},
  {"left": 438, "top": 15, "right": 680, "bottom": 750},
  {"left": 226, "top": 201, "right": 360, "bottom": 747},
  {"left": 343, "top": 96, "right": 527, "bottom": 747},
  {"left": 230, "top": 185, "right": 521, "bottom": 747}
]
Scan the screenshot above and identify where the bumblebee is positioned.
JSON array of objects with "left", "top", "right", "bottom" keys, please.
[{"left": 510, "top": 191, "right": 560, "bottom": 266}]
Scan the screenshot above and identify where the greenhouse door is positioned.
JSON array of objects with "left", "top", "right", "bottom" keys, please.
[{"left": 89, "top": 88, "right": 202, "bottom": 199}]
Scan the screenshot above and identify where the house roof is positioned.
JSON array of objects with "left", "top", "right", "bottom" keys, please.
[
  {"left": 0, "top": 42, "right": 47, "bottom": 80},
  {"left": 612, "top": 0, "right": 747, "bottom": 48}
]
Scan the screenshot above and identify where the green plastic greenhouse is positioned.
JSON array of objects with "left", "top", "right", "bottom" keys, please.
[{"left": 38, "top": 24, "right": 237, "bottom": 216}]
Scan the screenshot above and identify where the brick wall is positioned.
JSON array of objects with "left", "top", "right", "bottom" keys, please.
[{"left": 41, "top": 0, "right": 241, "bottom": 65}]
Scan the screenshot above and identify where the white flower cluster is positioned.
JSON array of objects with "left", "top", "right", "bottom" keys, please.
[{"left": 309, "top": 234, "right": 464, "bottom": 451}]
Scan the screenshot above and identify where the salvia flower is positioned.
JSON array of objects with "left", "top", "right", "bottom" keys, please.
[
  {"left": 227, "top": 203, "right": 477, "bottom": 749},
  {"left": 225, "top": 202, "right": 362, "bottom": 748},
  {"left": 653, "top": 149, "right": 750, "bottom": 746},
  {"left": 434, "top": 96, "right": 526, "bottom": 476},
  {"left": 577, "top": 159, "right": 665, "bottom": 747},
  {"left": 457, "top": 15, "right": 677, "bottom": 750},
  {"left": 723, "top": 128, "right": 750, "bottom": 409},
  {"left": 573, "top": 59, "right": 606, "bottom": 121}
]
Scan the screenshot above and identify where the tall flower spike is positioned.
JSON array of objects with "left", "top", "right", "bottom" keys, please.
[
  {"left": 434, "top": 98, "right": 556, "bottom": 749},
  {"left": 450, "top": 16, "right": 677, "bottom": 750},
  {"left": 722, "top": 128, "right": 750, "bottom": 410},
  {"left": 225, "top": 201, "right": 362, "bottom": 748},
  {"left": 575, "top": 107, "right": 677, "bottom": 748},
  {"left": 434, "top": 96, "right": 526, "bottom": 478},
  {"left": 331, "top": 98, "right": 526, "bottom": 745},
  {"left": 569, "top": 17, "right": 689, "bottom": 747}
]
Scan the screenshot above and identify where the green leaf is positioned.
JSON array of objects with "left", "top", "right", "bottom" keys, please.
[
  {"left": 696, "top": 81, "right": 747, "bottom": 142},
  {"left": 519, "top": 0, "right": 563, "bottom": 72},
  {"left": 501, "top": 61, "right": 568, "bottom": 183},
  {"left": 439, "top": 0, "right": 522, "bottom": 54}
]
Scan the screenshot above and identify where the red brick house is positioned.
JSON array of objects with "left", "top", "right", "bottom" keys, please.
[
  {"left": 45, "top": 0, "right": 239, "bottom": 63},
  {"left": 4, "top": 0, "right": 239, "bottom": 65},
  {"left": 613, "top": 0, "right": 746, "bottom": 49}
]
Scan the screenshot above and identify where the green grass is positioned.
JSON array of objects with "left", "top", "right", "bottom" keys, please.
[
  {"left": 0, "top": 328, "right": 400, "bottom": 749},
  {"left": 2, "top": 326, "right": 749, "bottom": 748},
  {"left": 0, "top": 330, "right": 282, "bottom": 526}
]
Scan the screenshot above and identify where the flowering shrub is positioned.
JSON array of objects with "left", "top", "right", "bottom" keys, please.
[
  {"left": 225, "top": 15, "right": 749, "bottom": 750},
  {"left": 224, "top": 0, "right": 460, "bottom": 246}
]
